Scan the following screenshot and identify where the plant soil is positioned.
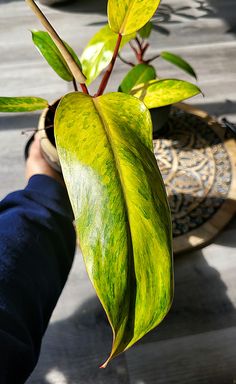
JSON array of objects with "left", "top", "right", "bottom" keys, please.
[{"left": 45, "top": 100, "right": 60, "bottom": 147}]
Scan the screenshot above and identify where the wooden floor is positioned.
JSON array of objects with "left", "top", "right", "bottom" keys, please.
[{"left": 0, "top": 0, "right": 236, "bottom": 383}]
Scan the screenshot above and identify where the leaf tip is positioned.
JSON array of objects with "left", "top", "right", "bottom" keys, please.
[{"left": 99, "top": 361, "right": 108, "bottom": 369}]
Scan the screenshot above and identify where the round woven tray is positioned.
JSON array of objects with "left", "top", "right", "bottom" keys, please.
[{"left": 153, "top": 103, "right": 236, "bottom": 254}]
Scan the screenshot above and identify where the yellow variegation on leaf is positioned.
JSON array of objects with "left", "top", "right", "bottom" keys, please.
[
  {"left": 81, "top": 24, "right": 135, "bottom": 84},
  {"left": 131, "top": 79, "right": 201, "bottom": 108},
  {"left": 108, "top": 0, "right": 161, "bottom": 35},
  {"left": 54, "top": 91, "right": 173, "bottom": 367}
]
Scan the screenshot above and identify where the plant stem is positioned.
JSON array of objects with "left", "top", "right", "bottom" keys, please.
[
  {"left": 146, "top": 53, "right": 160, "bottom": 64},
  {"left": 72, "top": 78, "right": 78, "bottom": 91},
  {"left": 118, "top": 53, "right": 135, "bottom": 67},
  {"left": 25, "top": 0, "right": 86, "bottom": 85},
  {"left": 96, "top": 33, "right": 122, "bottom": 96},
  {"left": 142, "top": 43, "right": 150, "bottom": 56},
  {"left": 135, "top": 36, "right": 142, "bottom": 52},
  {"left": 80, "top": 83, "right": 89, "bottom": 94},
  {"left": 130, "top": 39, "right": 144, "bottom": 63},
  {"left": 129, "top": 41, "right": 139, "bottom": 56}
]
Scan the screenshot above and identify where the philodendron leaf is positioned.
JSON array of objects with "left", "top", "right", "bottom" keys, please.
[
  {"left": 138, "top": 21, "right": 153, "bottom": 39},
  {"left": 161, "top": 51, "right": 197, "bottom": 80},
  {"left": 0, "top": 96, "right": 48, "bottom": 112},
  {"left": 118, "top": 63, "right": 156, "bottom": 94},
  {"left": 108, "top": 0, "right": 161, "bottom": 35},
  {"left": 131, "top": 79, "right": 201, "bottom": 108},
  {"left": 32, "top": 31, "right": 82, "bottom": 82},
  {"left": 55, "top": 91, "right": 173, "bottom": 367},
  {"left": 81, "top": 24, "right": 135, "bottom": 85}
]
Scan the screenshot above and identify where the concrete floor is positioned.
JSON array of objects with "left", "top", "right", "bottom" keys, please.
[{"left": 0, "top": 0, "right": 236, "bottom": 383}]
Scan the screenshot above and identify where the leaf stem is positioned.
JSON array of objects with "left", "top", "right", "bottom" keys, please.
[
  {"left": 129, "top": 41, "right": 139, "bottom": 56},
  {"left": 135, "top": 36, "right": 142, "bottom": 51},
  {"left": 96, "top": 33, "right": 122, "bottom": 96},
  {"left": 130, "top": 39, "right": 144, "bottom": 63},
  {"left": 142, "top": 43, "right": 150, "bottom": 56},
  {"left": 118, "top": 53, "right": 135, "bottom": 67},
  {"left": 25, "top": 0, "right": 86, "bottom": 85},
  {"left": 146, "top": 53, "right": 160, "bottom": 64},
  {"left": 80, "top": 83, "right": 89, "bottom": 94}
]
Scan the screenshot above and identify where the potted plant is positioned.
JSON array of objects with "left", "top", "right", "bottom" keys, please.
[
  {"left": 80, "top": 19, "right": 198, "bottom": 134},
  {"left": 0, "top": 0, "right": 201, "bottom": 367}
]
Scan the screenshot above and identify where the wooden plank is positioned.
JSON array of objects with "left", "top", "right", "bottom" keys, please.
[
  {"left": 0, "top": 128, "right": 25, "bottom": 199},
  {"left": 126, "top": 327, "right": 236, "bottom": 384}
]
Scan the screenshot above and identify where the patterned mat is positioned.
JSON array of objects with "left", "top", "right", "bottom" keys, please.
[{"left": 153, "top": 104, "right": 236, "bottom": 253}]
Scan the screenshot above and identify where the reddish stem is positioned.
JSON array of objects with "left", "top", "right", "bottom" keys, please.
[
  {"left": 142, "top": 43, "right": 150, "bottom": 56},
  {"left": 96, "top": 33, "right": 122, "bottom": 96},
  {"left": 135, "top": 36, "right": 142, "bottom": 51},
  {"left": 130, "top": 38, "right": 150, "bottom": 64},
  {"left": 129, "top": 41, "right": 139, "bottom": 56},
  {"left": 80, "top": 83, "right": 89, "bottom": 94}
]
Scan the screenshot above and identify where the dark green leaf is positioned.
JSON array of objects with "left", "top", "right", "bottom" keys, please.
[
  {"left": 119, "top": 63, "right": 156, "bottom": 93},
  {"left": 0, "top": 96, "right": 48, "bottom": 112},
  {"left": 138, "top": 21, "right": 153, "bottom": 39},
  {"left": 161, "top": 51, "right": 197, "bottom": 80},
  {"left": 32, "top": 30, "right": 82, "bottom": 82}
]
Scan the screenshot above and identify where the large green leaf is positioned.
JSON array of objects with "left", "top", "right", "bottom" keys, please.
[
  {"left": 55, "top": 91, "right": 173, "bottom": 367},
  {"left": 161, "top": 51, "right": 197, "bottom": 80},
  {"left": 118, "top": 63, "right": 156, "bottom": 94},
  {"left": 108, "top": 0, "right": 161, "bottom": 35},
  {"left": 0, "top": 96, "right": 48, "bottom": 112},
  {"left": 131, "top": 79, "right": 201, "bottom": 108},
  {"left": 32, "top": 30, "right": 81, "bottom": 82},
  {"left": 81, "top": 24, "right": 134, "bottom": 85}
]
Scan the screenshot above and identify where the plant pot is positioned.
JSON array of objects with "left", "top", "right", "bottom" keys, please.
[
  {"left": 151, "top": 105, "right": 171, "bottom": 138},
  {"left": 37, "top": 102, "right": 61, "bottom": 173},
  {"left": 39, "top": 0, "right": 71, "bottom": 5}
]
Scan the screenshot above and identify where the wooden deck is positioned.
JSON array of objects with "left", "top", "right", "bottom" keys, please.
[{"left": 0, "top": 0, "right": 236, "bottom": 383}]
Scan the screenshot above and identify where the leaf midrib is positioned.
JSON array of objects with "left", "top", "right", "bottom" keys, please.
[
  {"left": 92, "top": 96, "right": 136, "bottom": 353},
  {"left": 120, "top": 0, "right": 137, "bottom": 34}
]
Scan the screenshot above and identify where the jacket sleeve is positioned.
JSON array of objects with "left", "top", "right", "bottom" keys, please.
[{"left": 0, "top": 174, "right": 76, "bottom": 384}]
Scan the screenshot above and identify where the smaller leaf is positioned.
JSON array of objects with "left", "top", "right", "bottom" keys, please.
[
  {"left": 32, "top": 30, "right": 82, "bottom": 82},
  {"left": 81, "top": 24, "right": 135, "bottom": 84},
  {"left": 118, "top": 63, "right": 156, "bottom": 94},
  {"left": 138, "top": 21, "right": 153, "bottom": 39},
  {"left": 130, "top": 79, "right": 201, "bottom": 108},
  {"left": 108, "top": 0, "right": 160, "bottom": 35},
  {"left": 160, "top": 51, "right": 197, "bottom": 80},
  {"left": 0, "top": 96, "right": 48, "bottom": 112}
]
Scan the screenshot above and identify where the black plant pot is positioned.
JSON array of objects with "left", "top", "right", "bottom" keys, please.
[{"left": 151, "top": 105, "right": 171, "bottom": 138}]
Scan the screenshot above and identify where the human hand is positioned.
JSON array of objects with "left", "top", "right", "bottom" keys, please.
[{"left": 25, "top": 133, "right": 64, "bottom": 186}]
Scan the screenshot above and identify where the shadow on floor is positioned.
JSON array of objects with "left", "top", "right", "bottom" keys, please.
[
  {"left": 193, "top": 99, "right": 236, "bottom": 119},
  {"left": 0, "top": 114, "right": 40, "bottom": 132},
  {"left": 207, "top": 0, "right": 236, "bottom": 34},
  {"left": 28, "top": 225, "right": 236, "bottom": 383}
]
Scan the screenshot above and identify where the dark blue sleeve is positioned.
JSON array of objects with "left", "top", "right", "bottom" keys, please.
[{"left": 0, "top": 175, "right": 76, "bottom": 384}]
